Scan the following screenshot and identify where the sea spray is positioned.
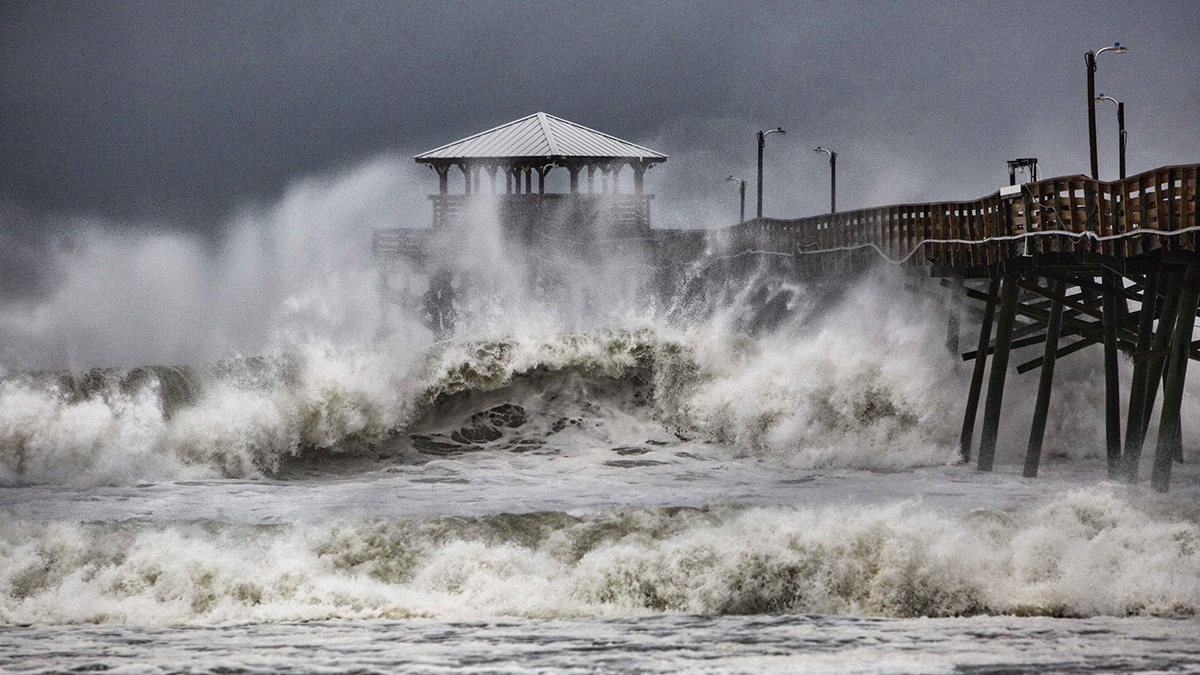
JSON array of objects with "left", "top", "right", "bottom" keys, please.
[{"left": 11, "top": 258, "right": 1170, "bottom": 486}]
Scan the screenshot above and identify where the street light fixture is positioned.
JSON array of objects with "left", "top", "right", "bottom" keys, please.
[
  {"left": 757, "top": 127, "right": 786, "bottom": 218},
  {"left": 726, "top": 175, "right": 746, "bottom": 223},
  {"left": 1086, "top": 43, "right": 1128, "bottom": 179},
  {"left": 1096, "top": 93, "right": 1127, "bottom": 180},
  {"left": 814, "top": 146, "right": 837, "bottom": 214}
]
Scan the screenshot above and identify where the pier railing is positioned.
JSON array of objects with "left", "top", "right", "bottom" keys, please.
[{"left": 713, "top": 164, "right": 1199, "bottom": 269}]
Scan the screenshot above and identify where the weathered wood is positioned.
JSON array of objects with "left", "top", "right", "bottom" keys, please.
[
  {"left": 1102, "top": 271, "right": 1123, "bottom": 478},
  {"left": 1017, "top": 277, "right": 1104, "bottom": 320},
  {"left": 978, "top": 270, "right": 1022, "bottom": 472},
  {"left": 1151, "top": 260, "right": 1200, "bottom": 492},
  {"left": 1043, "top": 269, "right": 1144, "bottom": 305},
  {"left": 960, "top": 276, "right": 1001, "bottom": 464},
  {"left": 1121, "top": 269, "right": 1159, "bottom": 482},
  {"left": 1024, "top": 279, "right": 1067, "bottom": 478},
  {"left": 946, "top": 273, "right": 963, "bottom": 354},
  {"left": 963, "top": 330, "right": 1050, "bottom": 361},
  {"left": 1142, "top": 269, "right": 1182, "bottom": 439},
  {"left": 1016, "top": 333, "right": 1102, "bottom": 374},
  {"left": 1130, "top": 339, "right": 1200, "bottom": 362}
]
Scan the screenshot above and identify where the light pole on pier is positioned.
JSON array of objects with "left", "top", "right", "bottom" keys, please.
[
  {"left": 1097, "top": 94, "right": 1127, "bottom": 180},
  {"left": 726, "top": 175, "right": 746, "bottom": 223},
  {"left": 814, "top": 147, "right": 836, "bottom": 214},
  {"left": 757, "top": 127, "right": 786, "bottom": 218},
  {"left": 1086, "top": 43, "right": 1128, "bottom": 180}
]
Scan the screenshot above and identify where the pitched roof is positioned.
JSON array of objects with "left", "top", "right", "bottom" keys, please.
[{"left": 415, "top": 112, "right": 667, "bottom": 163}]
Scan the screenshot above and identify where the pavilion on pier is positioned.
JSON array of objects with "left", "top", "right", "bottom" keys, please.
[{"left": 413, "top": 112, "right": 667, "bottom": 239}]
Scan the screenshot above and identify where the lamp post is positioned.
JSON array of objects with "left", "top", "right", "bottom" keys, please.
[
  {"left": 1086, "top": 43, "right": 1128, "bottom": 180},
  {"left": 814, "top": 147, "right": 837, "bottom": 214},
  {"left": 1097, "top": 94, "right": 1127, "bottom": 180},
  {"left": 756, "top": 127, "right": 785, "bottom": 218},
  {"left": 726, "top": 175, "right": 746, "bottom": 223}
]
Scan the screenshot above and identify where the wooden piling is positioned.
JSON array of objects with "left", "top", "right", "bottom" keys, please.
[
  {"left": 978, "top": 270, "right": 1022, "bottom": 472},
  {"left": 1024, "top": 279, "right": 1067, "bottom": 478},
  {"left": 959, "top": 275, "right": 1001, "bottom": 463},
  {"left": 946, "top": 272, "right": 963, "bottom": 355},
  {"left": 1142, "top": 269, "right": 1181, "bottom": 440},
  {"left": 1102, "top": 271, "right": 1123, "bottom": 478},
  {"left": 1151, "top": 260, "right": 1200, "bottom": 492},
  {"left": 1121, "top": 270, "right": 1158, "bottom": 482}
]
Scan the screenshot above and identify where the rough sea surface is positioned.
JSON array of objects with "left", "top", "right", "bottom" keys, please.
[{"left": 4, "top": 198, "right": 1200, "bottom": 672}]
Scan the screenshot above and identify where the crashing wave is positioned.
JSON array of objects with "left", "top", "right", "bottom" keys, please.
[
  {"left": 1, "top": 489, "right": 1197, "bottom": 624},
  {"left": 0, "top": 308, "right": 968, "bottom": 485}
]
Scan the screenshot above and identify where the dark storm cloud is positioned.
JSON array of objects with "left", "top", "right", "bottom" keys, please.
[{"left": 1, "top": 0, "right": 1197, "bottom": 226}]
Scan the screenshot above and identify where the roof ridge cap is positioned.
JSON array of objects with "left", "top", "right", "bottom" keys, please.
[{"left": 536, "top": 112, "right": 560, "bottom": 156}]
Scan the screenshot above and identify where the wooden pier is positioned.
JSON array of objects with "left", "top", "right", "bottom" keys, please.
[{"left": 707, "top": 163, "right": 1199, "bottom": 491}]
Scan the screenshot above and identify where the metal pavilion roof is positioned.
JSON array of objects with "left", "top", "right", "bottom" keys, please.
[{"left": 414, "top": 112, "right": 667, "bottom": 163}]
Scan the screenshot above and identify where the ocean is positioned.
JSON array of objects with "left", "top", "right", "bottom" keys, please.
[{"left": 3, "top": 204, "right": 1200, "bottom": 673}]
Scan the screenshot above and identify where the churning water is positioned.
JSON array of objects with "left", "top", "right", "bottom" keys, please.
[{"left": 3, "top": 160, "right": 1200, "bottom": 673}]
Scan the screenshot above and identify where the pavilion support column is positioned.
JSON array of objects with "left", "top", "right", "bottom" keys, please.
[
  {"left": 960, "top": 275, "right": 1000, "bottom": 464},
  {"left": 435, "top": 165, "right": 450, "bottom": 195},
  {"left": 1151, "top": 259, "right": 1200, "bottom": 493},
  {"left": 602, "top": 166, "right": 611, "bottom": 194},
  {"left": 524, "top": 169, "right": 532, "bottom": 194},
  {"left": 612, "top": 164, "right": 622, "bottom": 194},
  {"left": 459, "top": 163, "right": 471, "bottom": 195},
  {"left": 484, "top": 165, "right": 497, "bottom": 194},
  {"left": 506, "top": 168, "right": 513, "bottom": 194},
  {"left": 587, "top": 165, "right": 596, "bottom": 194},
  {"left": 978, "top": 267, "right": 1022, "bottom": 472},
  {"left": 537, "top": 165, "right": 550, "bottom": 195},
  {"left": 633, "top": 162, "right": 646, "bottom": 195},
  {"left": 569, "top": 165, "right": 581, "bottom": 194}
]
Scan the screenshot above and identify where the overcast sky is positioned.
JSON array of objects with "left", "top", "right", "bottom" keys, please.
[
  {"left": 1, "top": 0, "right": 1198, "bottom": 367},
  {"left": 1, "top": 1, "right": 1198, "bottom": 260}
]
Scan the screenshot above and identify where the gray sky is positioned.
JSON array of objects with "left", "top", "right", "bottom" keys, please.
[{"left": 1, "top": 0, "right": 1198, "bottom": 294}]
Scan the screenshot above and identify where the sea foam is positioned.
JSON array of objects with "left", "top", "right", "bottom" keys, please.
[{"left": 2, "top": 488, "right": 1197, "bottom": 625}]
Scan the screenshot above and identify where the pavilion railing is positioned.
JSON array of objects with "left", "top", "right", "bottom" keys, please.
[
  {"left": 712, "top": 164, "right": 1198, "bottom": 268},
  {"left": 429, "top": 194, "right": 653, "bottom": 234}
]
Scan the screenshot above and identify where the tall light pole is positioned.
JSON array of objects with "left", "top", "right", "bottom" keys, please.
[
  {"left": 1097, "top": 93, "right": 1127, "bottom": 180},
  {"left": 726, "top": 175, "right": 746, "bottom": 223},
  {"left": 814, "top": 146, "right": 836, "bottom": 214},
  {"left": 1086, "top": 43, "right": 1128, "bottom": 180},
  {"left": 757, "top": 127, "right": 785, "bottom": 218}
]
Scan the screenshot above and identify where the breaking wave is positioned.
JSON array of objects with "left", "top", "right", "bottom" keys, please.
[
  {"left": 0, "top": 273, "right": 971, "bottom": 486},
  {"left": 2, "top": 488, "right": 1198, "bottom": 625}
]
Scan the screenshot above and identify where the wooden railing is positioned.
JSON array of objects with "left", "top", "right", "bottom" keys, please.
[
  {"left": 429, "top": 194, "right": 653, "bottom": 233},
  {"left": 713, "top": 164, "right": 1199, "bottom": 268}
]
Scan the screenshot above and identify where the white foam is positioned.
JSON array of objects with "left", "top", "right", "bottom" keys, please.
[{"left": 2, "top": 487, "right": 1197, "bottom": 625}]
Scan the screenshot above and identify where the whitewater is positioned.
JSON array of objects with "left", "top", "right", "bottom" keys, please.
[{"left": 3, "top": 159, "right": 1200, "bottom": 673}]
